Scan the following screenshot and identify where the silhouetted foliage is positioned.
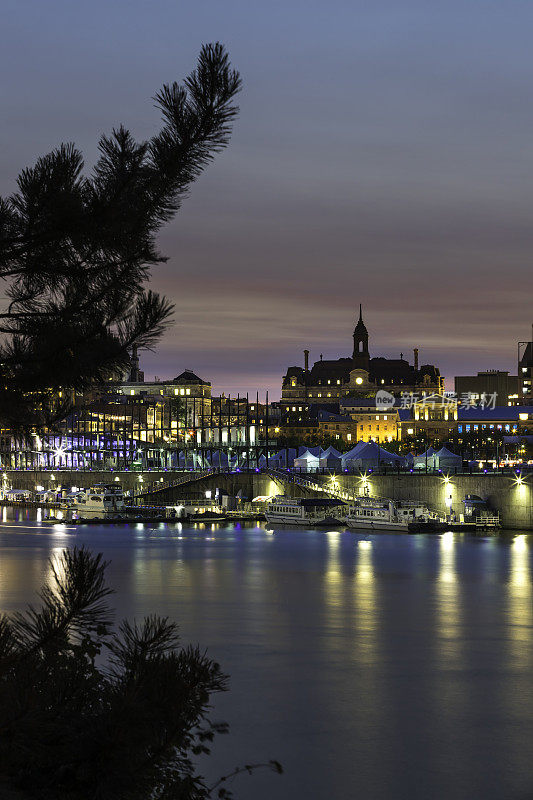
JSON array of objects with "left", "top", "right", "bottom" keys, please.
[
  {"left": 0, "top": 43, "right": 241, "bottom": 435},
  {"left": 0, "top": 547, "right": 281, "bottom": 799}
]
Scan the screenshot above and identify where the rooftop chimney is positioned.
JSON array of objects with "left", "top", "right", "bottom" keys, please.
[
  {"left": 304, "top": 349, "right": 309, "bottom": 371},
  {"left": 414, "top": 348, "right": 419, "bottom": 371}
]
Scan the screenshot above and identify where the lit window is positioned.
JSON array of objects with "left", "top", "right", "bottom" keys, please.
[
  {"left": 174, "top": 389, "right": 179, "bottom": 395},
  {"left": 186, "top": 388, "right": 191, "bottom": 395},
  {"left": 130, "top": 390, "right": 135, "bottom": 395}
]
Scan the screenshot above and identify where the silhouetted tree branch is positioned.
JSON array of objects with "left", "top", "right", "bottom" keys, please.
[
  {"left": 0, "top": 546, "right": 280, "bottom": 799},
  {"left": 0, "top": 43, "right": 241, "bottom": 436}
]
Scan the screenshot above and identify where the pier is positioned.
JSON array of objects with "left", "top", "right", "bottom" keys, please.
[{"left": 3, "top": 468, "right": 532, "bottom": 530}]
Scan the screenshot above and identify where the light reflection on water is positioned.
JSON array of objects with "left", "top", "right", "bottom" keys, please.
[
  {"left": 508, "top": 534, "right": 532, "bottom": 668},
  {"left": 0, "top": 512, "right": 533, "bottom": 800},
  {"left": 437, "top": 531, "right": 460, "bottom": 656},
  {"left": 354, "top": 538, "right": 377, "bottom": 667}
]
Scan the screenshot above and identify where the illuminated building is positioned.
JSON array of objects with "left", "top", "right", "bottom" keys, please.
[{"left": 282, "top": 306, "right": 443, "bottom": 402}]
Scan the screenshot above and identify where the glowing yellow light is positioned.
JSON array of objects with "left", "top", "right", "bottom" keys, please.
[
  {"left": 513, "top": 534, "right": 528, "bottom": 552},
  {"left": 355, "top": 377, "right": 363, "bottom": 385},
  {"left": 441, "top": 530, "right": 454, "bottom": 551}
]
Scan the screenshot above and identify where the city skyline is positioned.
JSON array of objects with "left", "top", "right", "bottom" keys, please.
[
  {"left": 132, "top": 306, "right": 529, "bottom": 401},
  {"left": 2, "top": 0, "right": 533, "bottom": 395}
]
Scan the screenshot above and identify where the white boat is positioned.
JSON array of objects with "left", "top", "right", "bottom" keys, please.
[
  {"left": 73, "top": 485, "right": 125, "bottom": 516},
  {"left": 344, "top": 498, "right": 409, "bottom": 532},
  {"left": 266, "top": 496, "right": 346, "bottom": 526},
  {"left": 395, "top": 502, "right": 443, "bottom": 524}
]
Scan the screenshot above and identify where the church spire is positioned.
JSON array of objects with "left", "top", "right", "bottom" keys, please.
[{"left": 352, "top": 304, "right": 369, "bottom": 368}]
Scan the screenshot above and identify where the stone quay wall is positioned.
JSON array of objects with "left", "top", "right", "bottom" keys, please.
[{"left": 4, "top": 470, "right": 533, "bottom": 530}]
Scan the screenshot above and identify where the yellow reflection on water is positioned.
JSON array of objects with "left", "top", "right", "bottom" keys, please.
[
  {"left": 353, "top": 539, "right": 377, "bottom": 665},
  {"left": 507, "top": 535, "right": 532, "bottom": 668},
  {"left": 436, "top": 531, "right": 461, "bottom": 666},
  {"left": 324, "top": 531, "right": 343, "bottom": 611}
]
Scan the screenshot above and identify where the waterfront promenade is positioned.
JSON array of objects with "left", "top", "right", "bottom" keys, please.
[{"left": 4, "top": 468, "right": 533, "bottom": 530}]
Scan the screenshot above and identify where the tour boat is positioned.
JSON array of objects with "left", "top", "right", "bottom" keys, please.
[
  {"left": 395, "top": 501, "right": 443, "bottom": 524},
  {"left": 72, "top": 485, "right": 125, "bottom": 516},
  {"left": 266, "top": 496, "right": 346, "bottom": 526},
  {"left": 344, "top": 498, "right": 409, "bottom": 532}
]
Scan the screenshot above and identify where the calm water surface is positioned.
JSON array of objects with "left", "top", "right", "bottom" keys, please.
[{"left": 0, "top": 508, "right": 533, "bottom": 800}]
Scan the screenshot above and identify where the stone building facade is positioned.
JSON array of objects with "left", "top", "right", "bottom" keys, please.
[{"left": 282, "top": 306, "right": 443, "bottom": 402}]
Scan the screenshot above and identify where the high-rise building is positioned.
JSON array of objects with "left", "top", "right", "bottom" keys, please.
[{"left": 518, "top": 326, "right": 533, "bottom": 401}]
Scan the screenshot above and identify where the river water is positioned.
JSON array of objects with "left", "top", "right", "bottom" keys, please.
[{"left": 0, "top": 508, "right": 532, "bottom": 800}]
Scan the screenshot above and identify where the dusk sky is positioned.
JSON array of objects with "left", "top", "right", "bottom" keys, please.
[{"left": 2, "top": 0, "right": 533, "bottom": 398}]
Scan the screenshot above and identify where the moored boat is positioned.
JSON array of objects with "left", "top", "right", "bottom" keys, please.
[
  {"left": 72, "top": 484, "right": 125, "bottom": 516},
  {"left": 344, "top": 498, "right": 409, "bottom": 532},
  {"left": 266, "top": 496, "right": 346, "bottom": 526}
]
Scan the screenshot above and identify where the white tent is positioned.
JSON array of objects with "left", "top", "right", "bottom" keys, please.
[
  {"left": 434, "top": 447, "right": 462, "bottom": 471},
  {"left": 294, "top": 449, "right": 322, "bottom": 470},
  {"left": 413, "top": 447, "right": 437, "bottom": 470},
  {"left": 322, "top": 446, "right": 342, "bottom": 458},
  {"left": 270, "top": 448, "right": 298, "bottom": 468},
  {"left": 340, "top": 441, "right": 368, "bottom": 469},
  {"left": 344, "top": 441, "right": 404, "bottom": 471},
  {"left": 319, "top": 445, "right": 343, "bottom": 469}
]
